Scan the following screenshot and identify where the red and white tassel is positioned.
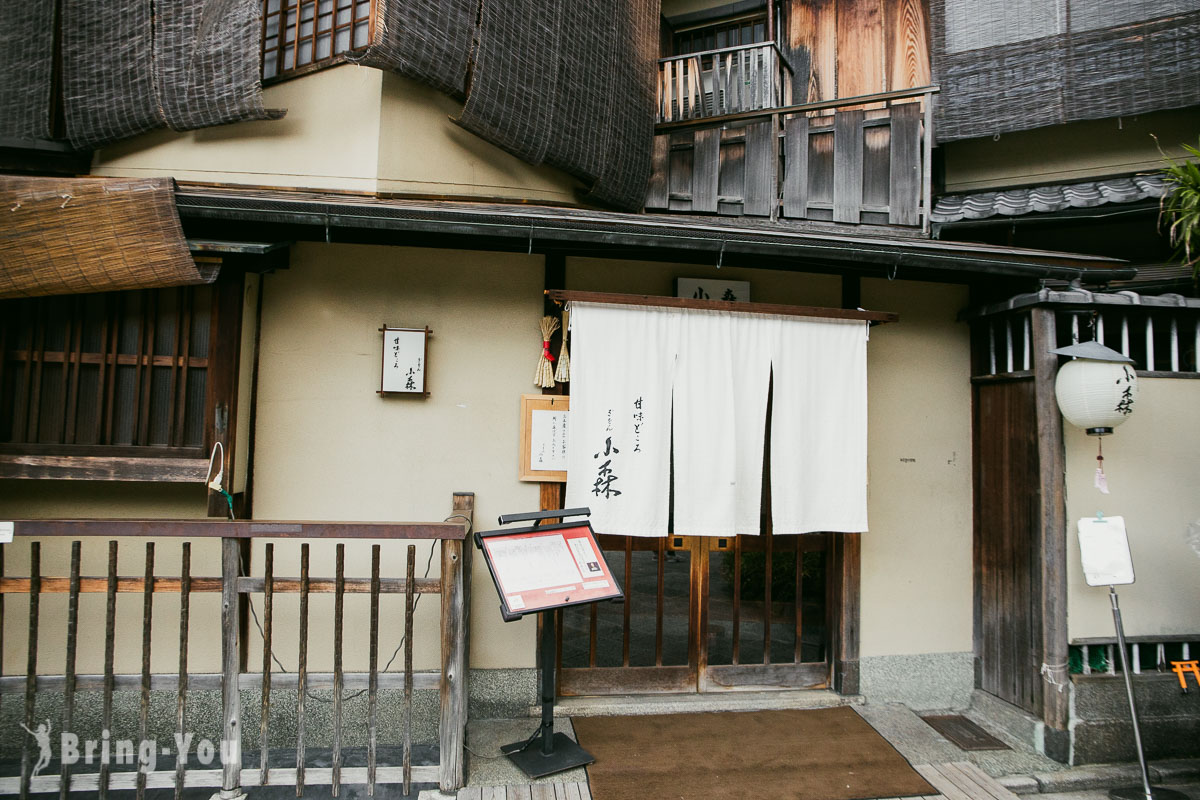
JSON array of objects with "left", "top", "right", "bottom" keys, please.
[{"left": 535, "top": 315, "right": 560, "bottom": 388}]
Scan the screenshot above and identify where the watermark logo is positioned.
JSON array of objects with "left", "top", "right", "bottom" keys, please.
[
  {"left": 17, "top": 725, "right": 239, "bottom": 775},
  {"left": 19, "top": 720, "right": 53, "bottom": 778}
]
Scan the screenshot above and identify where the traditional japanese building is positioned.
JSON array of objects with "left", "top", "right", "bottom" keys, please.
[{"left": 0, "top": 0, "right": 1198, "bottom": 793}]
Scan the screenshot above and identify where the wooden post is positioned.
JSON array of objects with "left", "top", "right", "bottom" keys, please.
[
  {"left": 1032, "top": 307, "right": 1070, "bottom": 759},
  {"left": 439, "top": 493, "right": 474, "bottom": 792},
  {"left": 830, "top": 533, "right": 861, "bottom": 694},
  {"left": 219, "top": 537, "right": 245, "bottom": 799}
]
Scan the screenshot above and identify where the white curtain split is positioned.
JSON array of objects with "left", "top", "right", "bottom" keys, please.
[{"left": 564, "top": 302, "right": 868, "bottom": 538}]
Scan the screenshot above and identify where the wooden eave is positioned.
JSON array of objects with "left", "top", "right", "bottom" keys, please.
[{"left": 172, "top": 183, "right": 1134, "bottom": 284}]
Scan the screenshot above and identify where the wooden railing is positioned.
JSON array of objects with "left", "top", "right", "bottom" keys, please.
[
  {"left": 657, "top": 43, "right": 789, "bottom": 124},
  {"left": 0, "top": 493, "right": 473, "bottom": 797},
  {"left": 647, "top": 86, "right": 938, "bottom": 231}
]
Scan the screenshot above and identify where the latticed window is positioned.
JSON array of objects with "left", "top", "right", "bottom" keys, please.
[
  {"left": 262, "top": 0, "right": 374, "bottom": 81},
  {"left": 0, "top": 284, "right": 240, "bottom": 480}
]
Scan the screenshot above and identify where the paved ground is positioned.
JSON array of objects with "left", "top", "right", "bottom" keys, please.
[{"left": 431, "top": 697, "right": 1200, "bottom": 800}]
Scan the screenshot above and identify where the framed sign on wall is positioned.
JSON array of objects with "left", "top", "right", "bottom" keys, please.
[
  {"left": 519, "top": 394, "right": 568, "bottom": 482},
  {"left": 380, "top": 326, "right": 430, "bottom": 396}
]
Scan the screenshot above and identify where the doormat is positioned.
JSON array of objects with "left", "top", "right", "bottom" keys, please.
[
  {"left": 572, "top": 706, "right": 936, "bottom": 800},
  {"left": 920, "top": 714, "right": 1010, "bottom": 751}
]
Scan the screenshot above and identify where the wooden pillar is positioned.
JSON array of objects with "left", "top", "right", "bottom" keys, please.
[
  {"left": 219, "top": 537, "right": 244, "bottom": 798},
  {"left": 830, "top": 532, "right": 861, "bottom": 694},
  {"left": 439, "top": 492, "right": 474, "bottom": 791},
  {"left": 1032, "top": 307, "right": 1070, "bottom": 759}
]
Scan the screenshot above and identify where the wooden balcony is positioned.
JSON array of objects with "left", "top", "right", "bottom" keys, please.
[
  {"left": 657, "top": 43, "right": 789, "bottom": 124},
  {"left": 646, "top": 87, "right": 938, "bottom": 232}
]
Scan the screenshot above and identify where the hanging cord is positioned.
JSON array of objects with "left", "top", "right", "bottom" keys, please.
[
  {"left": 1094, "top": 437, "right": 1110, "bottom": 494},
  {"left": 233, "top": 515, "right": 467, "bottom": 704}
]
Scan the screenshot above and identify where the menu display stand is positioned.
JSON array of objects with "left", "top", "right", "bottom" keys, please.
[{"left": 475, "top": 507, "right": 623, "bottom": 778}]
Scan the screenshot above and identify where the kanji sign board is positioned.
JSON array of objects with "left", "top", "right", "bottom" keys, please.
[{"left": 475, "top": 520, "right": 622, "bottom": 621}]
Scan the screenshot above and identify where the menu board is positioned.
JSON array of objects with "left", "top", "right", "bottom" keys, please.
[{"left": 476, "top": 521, "right": 622, "bottom": 620}]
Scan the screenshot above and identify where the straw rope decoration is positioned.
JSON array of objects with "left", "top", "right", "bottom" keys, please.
[
  {"left": 535, "top": 315, "right": 560, "bottom": 388},
  {"left": 554, "top": 309, "right": 571, "bottom": 383}
]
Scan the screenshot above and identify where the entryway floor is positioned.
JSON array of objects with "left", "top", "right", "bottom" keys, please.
[{"left": 426, "top": 698, "right": 1200, "bottom": 800}]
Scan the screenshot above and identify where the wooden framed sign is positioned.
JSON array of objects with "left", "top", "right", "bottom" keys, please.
[
  {"left": 519, "top": 394, "right": 568, "bottom": 482},
  {"left": 475, "top": 518, "right": 621, "bottom": 621},
  {"left": 380, "top": 326, "right": 430, "bottom": 396}
]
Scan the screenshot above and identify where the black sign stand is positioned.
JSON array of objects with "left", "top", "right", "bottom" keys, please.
[{"left": 477, "top": 508, "right": 610, "bottom": 779}]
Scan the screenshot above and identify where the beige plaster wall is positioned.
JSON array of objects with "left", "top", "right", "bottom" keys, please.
[
  {"left": 1065, "top": 378, "right": 1200, "bottom": 640},
  {"left": 247, "top": 243, "right": 543, "bottom": 671},
  {"left": 375, "top": 75, "right": 582, "bottom": 204},
  {"left": 92, "top": 66, "right": 385, "bottom": 192},
  {"left": 0, "top": 483, "right": 221, "bottom": 674},
  {"left": 90, "top": 65, "right": 583, "bottom": 204},
  {"left": 859, "top": 278, "right": 974, "bottom": 657},
  {"left": 941, "top": 108, "right": 1200, "bottom": 193}
]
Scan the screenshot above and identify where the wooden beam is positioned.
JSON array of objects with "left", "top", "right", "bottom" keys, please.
[
  {"left": 7, "top": 519, "right": 469, "bottom": 540},
  {"left": 0, "top": 576, "right": 442, "bottom": 595},
  {"left": 0, "top": 455, "right": 209, "bottom": 482},
  {"left": 546, "top": 290, "right": 897, "bottom": 323},
  {"left": 1031, "top": 308, "right": 1070, "bottom": 750}
]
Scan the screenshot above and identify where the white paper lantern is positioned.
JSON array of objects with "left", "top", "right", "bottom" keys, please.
[{"left": 1051, "top": 341, "right": 1137, "bottom": 436}]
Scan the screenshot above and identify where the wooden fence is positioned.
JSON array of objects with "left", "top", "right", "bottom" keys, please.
[
  {"left": 0, "top": 492, "right": 472, "bottom": 798},
  {"left": 647, "top": 87, "right": 937, "bottom": 231},
  {"left": 657, "top": 43, "right": 787, "bottom": 124}
]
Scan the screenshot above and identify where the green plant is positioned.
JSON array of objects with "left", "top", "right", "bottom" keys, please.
[{"left": 1158, "top": 136, "right": 1200, "bottom": 278}]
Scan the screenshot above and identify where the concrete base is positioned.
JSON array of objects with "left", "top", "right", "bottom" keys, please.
[{"left": 860, "top": 651, "right": 975, "bottom": 711}]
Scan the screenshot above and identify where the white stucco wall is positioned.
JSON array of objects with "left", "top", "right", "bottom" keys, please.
[{"left": 1065, "top": 377, "right": 1200, "bottom": 640}]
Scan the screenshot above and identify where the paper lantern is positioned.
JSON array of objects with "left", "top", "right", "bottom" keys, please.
[{"left": 1051, "top": 341, "right": 1137, "bottom": 436}]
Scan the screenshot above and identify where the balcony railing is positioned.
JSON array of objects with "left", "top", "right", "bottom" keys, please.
[
  {"left": 647, "top": 87, "right": 938, "bottom": 232},
  {"left": 657, "top": 42, "right": 789, "bottom": 124}
]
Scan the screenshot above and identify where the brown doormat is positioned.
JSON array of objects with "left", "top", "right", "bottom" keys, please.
[{"left": 572, "top": 706, "right": 937, "bottom": 800}]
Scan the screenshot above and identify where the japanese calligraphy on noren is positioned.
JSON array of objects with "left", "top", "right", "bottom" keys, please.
[{"left": 380, "top": 326, "right": 429, "bottom": 395}]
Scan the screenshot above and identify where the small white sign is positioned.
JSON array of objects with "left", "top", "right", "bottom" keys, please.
[
  {"left": 1078, "top": 516, "right": 1135, "bottom": 586},
  {"left": 530, "top": 409, "right": 569, "bottom": 472},
  {"left": 676, "top": 277, "right": 751, "bottom": 303},
  {"left": 0, "top": 521, "right": 12, "bottom": 543},
  {"left": 381, "top": 327, "right": 427, "bottom": 394}
]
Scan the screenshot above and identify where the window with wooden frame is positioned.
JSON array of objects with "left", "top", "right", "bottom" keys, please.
[
  {"left": 262, "top": 0, "right": 375, "bottom": 81},
  {"left": 0, "top": 278, "right": 244, "bottom": 482}
]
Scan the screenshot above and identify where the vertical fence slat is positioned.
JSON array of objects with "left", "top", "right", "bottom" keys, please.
[
  {"left": 175, "top": 543, "right": 191, "bottom": 800},
  {"left": 1170, "top": 318, "right": 1180, "bottom": 372},
  {"left": 1145, "top": 318, "right": 1155, "bottom": 371},
  {"left": 19, "top": 543, "right": 41, "bottom": 800},
  {"left": 622, "top": 542, "right": 633, "bottom": 667},
  {"left": 655, "top": 538, "right": 665, "bottom": 667},
  {"left": 1024, "top": 315, "right": 1033, "bottom": 371},
  {"left": 332, "top": 543, "right": 345, "bottom": 797},
  {"left": 260, "top": 543, "right": 275, "bottom": 787},
  {"left": 1122, "top": 318, "right": 1131, "bottom": 358},
  {"left": 764, "top": 533, "right": 773, "bottom": 665},
  {"left": 59, "top": 542, "right": 81, "bottom": 800},
  {"left": 101, "top": 296, "right": 119, "bottom": 445},
  {"left": 296, "top": 543, "right": 309, "bottom": 797},
  {"left": 99, "top": 541, "right": 118, "bottom": 800},
  {"left": 368, "top": 546, "right": 381, "bottom": 797},
  {"left": 1005, "top": 319, "right": 1015, "bottom": 373},
  {"left": 794, "top": 541, "right": 804, "bottom": 663},
  {"left": 732, "top": 536, "right": 742, "bottom": 666},
  {"left": 220, "top": 537, "right": 243, "bottom": 798},
  {"left": 404, "top": 545, "right": 416, "bottom": 797},
  {"left": 137, "top": 543, "right": 155, "bottom": 800}
]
